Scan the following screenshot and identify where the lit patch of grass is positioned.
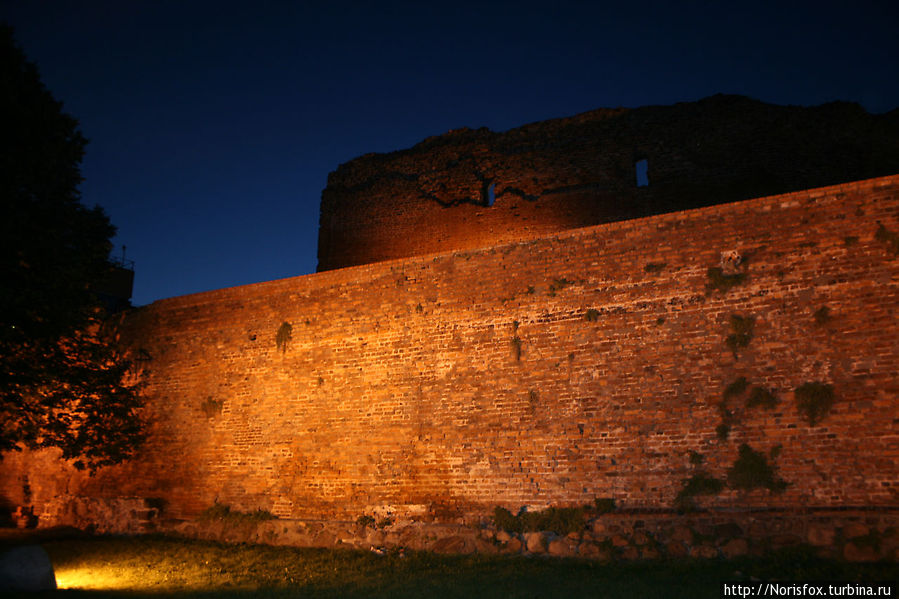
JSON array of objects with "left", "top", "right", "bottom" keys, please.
[{"left": 31, "top": 534, "right": 898, "bottom": 598}]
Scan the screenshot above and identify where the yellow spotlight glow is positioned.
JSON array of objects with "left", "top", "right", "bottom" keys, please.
[{"left": 53, "top": 566, "right": 122, "bottom": 590}]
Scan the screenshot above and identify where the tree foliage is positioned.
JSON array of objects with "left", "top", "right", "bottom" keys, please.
[{"left": 0, "top": 25, "right": 143, "bottom": 471}]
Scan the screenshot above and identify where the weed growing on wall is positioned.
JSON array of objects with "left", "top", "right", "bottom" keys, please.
[
  {"left": 725, "top": 314, "right": 755, "bottom": 356},
  {"left": 794, "top": 382, "right": 835, "bottom": 426},
  {"left": 716, "top": 377, "right": 748, "bottom": 440},
  {"left": 674, "top": 472, "right": 725, "bottom": 512},
  {"left": 706, "top": 267, "right": 747, "bottom": 293},
  {"left": 584, "top": 308, "right": 599, "bottom": 321},
  {"left": 715, "top": 421, "right": 731, "bottom": 441},
  {"left": 723, "top": 377, "right": 749, "bottom": 400},
  {"left": 547, "top": 277, "right": 574, "bottom": 297},
  {"left": 726, "top": 444, "right": 788, "bottom": 493},
  {"left": 746, "top": 386, "right": 779, "bottom": 409},
  {"left": 276, "top": 321, "right": 292, "bottom": 353},
  {"left": 511, "top": 320, "right": 522, "bottom": 361},
  {"left": 644, "top": 262, "right": 667, "bottom": 274},
  {"left": 492, "top": 506, "right": 586, "bottom": 535},
  {"left": 593, "top": 498, "right": 616, "bottom": 514},
  {"left": 813, "top": 306, "right": 831, "bottom": 325},
  {"left": 200, "top": 502, "right": 275, "bottom": 524},
  {"left": 875, "top": 223, "right": 899, "bottom": 255},
  {"left": 200, "top": 397, "right": 223, "bottom": 418},
  {"left": 355, "top": 514, "right": 375, "bottom": 528}
]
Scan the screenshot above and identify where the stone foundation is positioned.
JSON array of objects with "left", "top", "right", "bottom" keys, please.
[{"left": 29, "top": 496, "right": 899, "bottom": 562}]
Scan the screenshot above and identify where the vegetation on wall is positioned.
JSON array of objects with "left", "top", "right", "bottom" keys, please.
[
  {"left": 200, "top": 502, "right": 275, "bottom": 524},
  {"left": 511, "top": 320, "right": 522, "bottom": 361},
  {"left": 584, "top": 308, "right": 599, "bottom": 321},
  {"left": 593, "top": 497, "right": 617, "bottom": 514},
  {"left": 716, "top": 377, "right": 748, "bottom": 440},
  {"left": 725, "top": 314, "right": 755, "bottom": 356},
  {"left": 674, "top": 471, "right": 725, "bottom": 512},
  {"left": 745, "top": 386, "right": 779, "bottom": 409},
  {"left": 813, "top": 306, "right": 831, "bottom": 325},
  {"left": 706, "top": 267, "right": 747, "bottom": 293},
  {"left": 200, "top": 397, "right": 223, "bottom": 418},
  {"left": 794, "top": 382, "right": 835, "bottom": 426},
  {"left": 276, "top": 321, "right": 293, "bottom": 353},
  {"left": 875, "top": 223, "right": 899, "bottom": 255},
  {"left": 547, "top": 277, "right": 574, "bottom": 297},
  {"left": 726, "top": 444, "right": 788, "bottom": 493},
  {"left": 493, "top": 506, "right": 585, "bottom": 535}
]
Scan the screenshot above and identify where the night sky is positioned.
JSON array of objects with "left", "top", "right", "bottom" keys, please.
[{"left": 3, "top": 1, "right": 898, "bottom": 306}]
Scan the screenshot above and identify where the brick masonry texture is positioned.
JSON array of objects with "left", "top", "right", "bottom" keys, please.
[
  {"left": 2, "top": 175, "right": 897, "bottom": 527},
  {"left": 318, "top": 95, "right": 899, "bottom": 271}
]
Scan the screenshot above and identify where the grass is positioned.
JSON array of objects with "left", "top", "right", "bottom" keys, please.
[{"left": 0, "top": 533, "right": 886, "bottom": 599}]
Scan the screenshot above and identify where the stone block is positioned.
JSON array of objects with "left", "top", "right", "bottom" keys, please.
[
  {"left": 666, "top": 541, "right": 687, "bottom": 557},
  {"left": 525, "top": 532, "right": 547, "bottom": 554},
  {"left": 842, "top": 523, "right": 870, "bottom": 540},
  {"left": 501, "top": 537, "right": 522, "bottom": 554},
  {"left": 632, "top": 531, "right": 650, "bottom": 546},
  {"left": 431, "top": 535, "right": 475, "bottom": 554},
  {"left": 621, "top": 546, "right": 640, "bottom": 560},
  {"left": 720, "top": 538, "right": 749, "bottom": 559},
  {"left": 670, "top": 525, "right": 693, "bottom": 544},
  {"left": 843, "top": 542, "right": 879, "bottom": 562},
  {"left": 548, "top": 539, "right": 573, "bottom": 557},
  {"left": 807, "top": 524, "right": 835, "bottom": 547},
  {"left": 690, "top": 544, "right": 719, "bottom": 559}
]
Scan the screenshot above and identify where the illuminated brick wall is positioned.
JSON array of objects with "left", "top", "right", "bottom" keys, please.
[
  {"left": 318, "top": 95, "right": 899, "bottom": 271},
  {"left": 4, "top": 175, "right": 896, "bottom": 523}
]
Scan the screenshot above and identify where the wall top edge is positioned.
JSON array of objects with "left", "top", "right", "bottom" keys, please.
[{"left": 142, "top": 173, "right": 899, "bottom": 310}]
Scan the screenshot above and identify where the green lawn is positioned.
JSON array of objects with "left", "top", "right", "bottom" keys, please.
[{"left": 2, "top": 534, "right": 895, "bottom": 598}]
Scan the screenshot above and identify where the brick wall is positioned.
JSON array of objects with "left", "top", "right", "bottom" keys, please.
[
  {"left": 318, "top": 95, "right": 899, "bottom": 271},
  {"left": 2, "top": 175, "right": 898, "bottom": 525}
]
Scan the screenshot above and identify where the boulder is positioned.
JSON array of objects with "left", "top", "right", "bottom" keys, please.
[
  {"left": 431, "top": 535, "right": 475, "bottom": 554},
  {"left": 640, "top": 546, "right": 660, "bottom": 559},
  {"left": 0, "top": 545, "right": 56, "bottom": 592},
  {"left": 621, "top": 546, "right": 640, "bottom": 560},
  {"left": 577, "top": 542, "right": 601, "bottom": 558},
  {"left": 807, "top": 525, "right": 836, "bottom": 547},
  {"left": 843, "top": 542, "right": 879, "bottom": 563},
  {"left": 842, "top": 523, "right": 870, "bottom": 540},
  {"left": 495, "top": 530, "right": 513, "bottom": 543},
  {"left": 720, "top": 538, "right": 749, "bottom": 559},
  {"left": 501, "top": 537, "right": 522, "bottom": 554},
  {"left": 690, "top": 544, "right": 719, "bottom": 559},
  {"left": 714, "top": 522, "right": 744, "bottom": 539},
  {"left": 547, "top": 539, "right": 574, "bottom": 557},
  {"left": 666, "top": 541, "right": 687, "bottom": 557},
  {"left": 525, "top": 532, "right": 547, "bottom": 554},
  {"left": 632, "top": 531, "right": 650, "bottom": 546},
  {"left": 670, "top": 525, "right": 693, "bottom": 544}
]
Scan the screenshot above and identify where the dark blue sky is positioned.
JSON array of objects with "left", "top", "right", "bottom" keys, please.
[{"left": 3, "top": 1, "right": 898, "bottom": 305}]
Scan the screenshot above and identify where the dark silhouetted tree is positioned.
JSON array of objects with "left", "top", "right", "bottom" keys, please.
[{"left": 0, "top": 25, "right": 143, "bottom": 471}]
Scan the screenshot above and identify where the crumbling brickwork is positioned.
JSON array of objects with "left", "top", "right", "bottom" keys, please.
[
  {"left": 318, "top": 95, "right": 899, "bottom": 271},
  {"left": 2, "top": 175, "right": 897, "bottom": 527}
]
